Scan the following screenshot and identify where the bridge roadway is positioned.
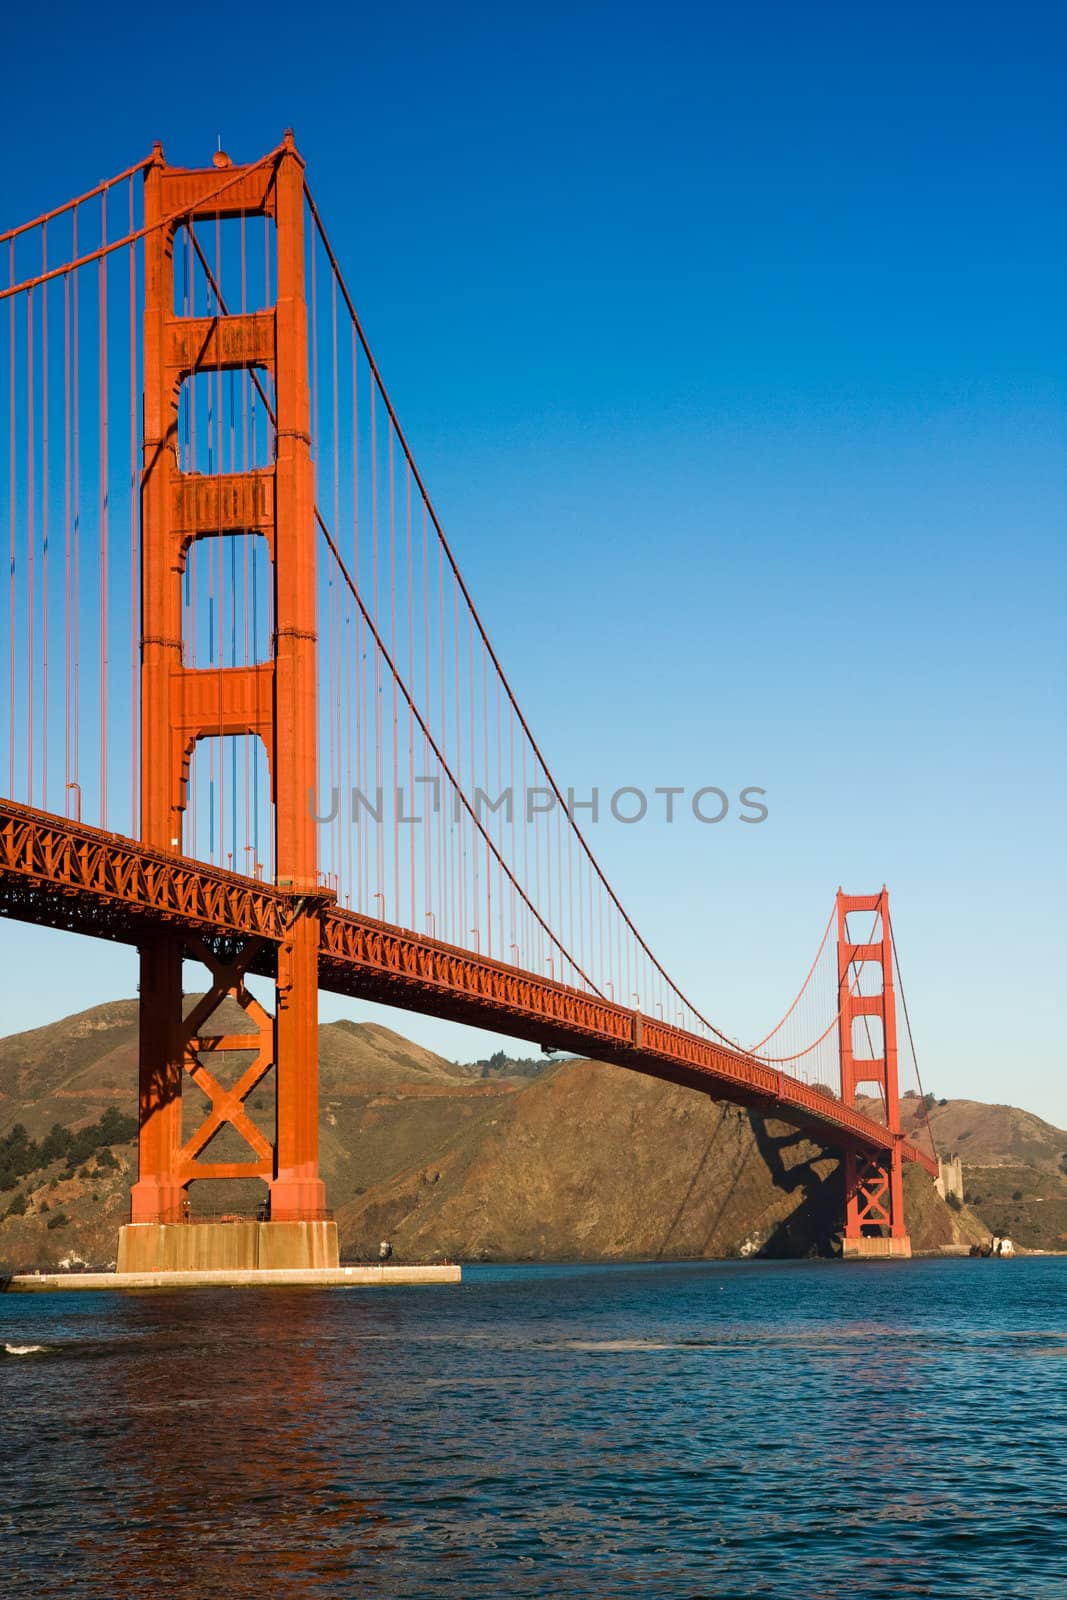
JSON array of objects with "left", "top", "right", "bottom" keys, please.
[{"left": 0, "top": 797, "right": 935, "bottom": 1174}]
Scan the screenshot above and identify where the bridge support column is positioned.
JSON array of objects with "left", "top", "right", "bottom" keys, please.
[
  {"left": 129, "top": 935, "right": 185, "bottom": 1225},
  {"left": 837, "top": 889, "right": 911, "bottom": 1258},
  {"left": 270, "top": 910, "right": 327, "bottom": 1220},
  {"left": 841, "top": 1144, "right": 911, "bottom": 1258}
]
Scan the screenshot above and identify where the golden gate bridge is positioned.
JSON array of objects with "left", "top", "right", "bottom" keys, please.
[{"left": 0, "top": 135, "right": 937, "bottom": 1270}]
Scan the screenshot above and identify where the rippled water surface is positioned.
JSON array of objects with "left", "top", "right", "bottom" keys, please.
[{"left": 1, "top": 1257, "right": 1064, "bottom": 1598}]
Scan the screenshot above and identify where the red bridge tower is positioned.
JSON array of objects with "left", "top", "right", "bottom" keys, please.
[
  {"left": 124, "top": 136, "right": 333, "bottom": 1270},
  {"left": 836, "top": 888, "right": 911, "bottom": 1258}
]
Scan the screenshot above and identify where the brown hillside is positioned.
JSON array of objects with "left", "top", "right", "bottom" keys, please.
[
  {"left": 0, "top": 1001, "right": 140, "bottom": 1138},
  {"left": 338, "top": 1059, "right": 844, "bottom": 1261},
  {"left": 0, "top": 1000, "right": 1022, "bottom": 1269},
  {"left": 922, "top": 1099, "right": 1067, "bottom": 1252},
  {"left": 318, "top": 1019, "right": 472, "bottom": 1088},
  {"left": 916, "top": 1098, "right": 1067, "bottom": 1172},
  {"left": 335, "top": 1058, "right": 990, "bottom": 1262}
]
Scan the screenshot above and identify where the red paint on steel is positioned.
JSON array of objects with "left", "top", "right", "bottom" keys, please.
[
  {"left": 836, "top": 888, "right": 916, "bottom": 1240},
  {"left": 135, "top": 135, "right": 324, "bottom": 1224}
]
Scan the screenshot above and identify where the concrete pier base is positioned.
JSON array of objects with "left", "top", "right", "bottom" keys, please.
[
  {"left": 4, "top": 1263, "right": 461, "bottom": 1292},
  {"left": 842, "top": 1234, "right": 912, "bottom": 1260},
  {"left": 117, "top": 1219, "right": 339, "bottom": 1275}
]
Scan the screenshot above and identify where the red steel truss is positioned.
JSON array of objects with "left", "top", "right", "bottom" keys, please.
[{"left": 0, "top": 797, "right": 293, "bottom": 944}]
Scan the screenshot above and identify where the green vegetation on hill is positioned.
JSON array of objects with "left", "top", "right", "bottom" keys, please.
[
  {"left": 467, "top": 1048, "right": 556, "bottom": 1080},
  {"left": 0, "top": 1108, "right": 137, "bottom": 1192}
]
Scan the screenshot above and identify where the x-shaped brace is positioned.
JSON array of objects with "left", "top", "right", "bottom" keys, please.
[
  {"left": 177, "top": 936, "right": 275, "bottom": 1179},
  {"left": 853, "top": 1155, "right": 891, "bottom": 1224}
]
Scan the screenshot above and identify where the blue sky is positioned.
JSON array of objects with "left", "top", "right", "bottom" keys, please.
[{"left": 2, "top": 2, "right": 1065, "bottom": 1122}]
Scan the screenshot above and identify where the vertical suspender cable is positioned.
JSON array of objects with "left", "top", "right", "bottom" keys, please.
[
  {"left": 389, "top": 428, "right": 399, "bottom": 924},
  {"left": 227, "top": 239, "right": 238, "bottom": 866},
  {"left": 469, "top": 608, "right": 478, "bottom": 947},
  {"left": 406, "top": 465, "right": 415, "bottom": 930},
  {"left": 64, "top": 270, "right": 71, "bottom": 806},
  {"left": 26, "top": 285, "right": 34, "bottom": 804},
  {"left": 486, "top": 627, "right": 495, "bottom": 947},
  {"left": 129, "top": 187, "right": 138, "bottom": 836},
  {"left": 6, "top": 238, "right": 15, "bottom": 800},
  {"left": 72, "top": 210, "right": 81, "bottom": 803},
  {"left": 8, "top": 241, "right": 16, "bottom": 799},
  {"left": 496, "top": 674, "right": 503, "bottom": 958},
  {"left": 214, "top": 212, "right": 225, "bottom": 866},
  {"left": 41, "top": 227, "right": 49, "bottom": 811},
  {"left": 509, "top": 695, "right": 516, "bottom": 958},
  {"left": 310, "top": 217, "right": 322, "bottom": 880},
  {"left": 454, "top": 575, "right": 463, "bottom": 944},
  {"left": 422, "top": 500, "right": 431, "bottom": 924},
  {"left": 371, "top": 383, "right": 383, "bottom": 908},
  {"left": 331, "top": 269, "right": 343, "bottom": 893},
  {"left": 98, "top": 192, "right": 108, "bottom": 826},
  {"left": 351, "top": 322, "right": 361, "bottom": 906},
  {"left": 240, "top": 214, "right": 251, "bottom": 868},
  {"left": 521, "top": 733, "right": 529, "bottom": 966},
  {"left": 184, "top": 224, "right": 198, "bottom": 858},
  {"left": 262, "top": 215, "right": 271, "bottom": 877},
  {"left": 438, "top": 539, "right": 446, "bottom": 939}
]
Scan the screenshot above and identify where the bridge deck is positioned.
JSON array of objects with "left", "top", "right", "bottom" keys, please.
[{"left": 0, "top": 798, "right": 935, "bottom": 1173}]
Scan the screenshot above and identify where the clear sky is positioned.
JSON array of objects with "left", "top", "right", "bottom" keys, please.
[{"left": 2, "top": 2, "right": 1065, "bottom": 1123}]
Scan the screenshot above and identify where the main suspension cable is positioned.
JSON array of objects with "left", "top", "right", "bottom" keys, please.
[
  {"left": 303, "top": 178, "right": 739, "bottom": 1048},
  {"left": 747, "top": 900, "right": 836, "bottom": 1051},
  {"left": 0, "top": 155, "right": 153, "bottom": 246}
]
